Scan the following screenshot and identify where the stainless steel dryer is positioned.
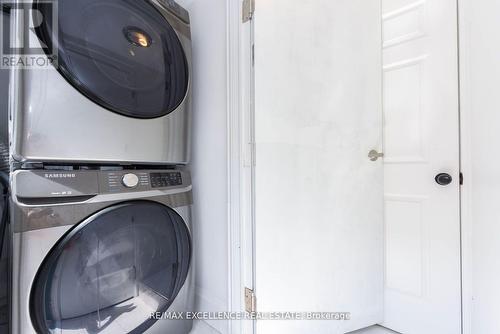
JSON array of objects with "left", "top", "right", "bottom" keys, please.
[
  {"left": 10, "top": 0, "right": 192, "bottom": 165},
  {"left": 10, "top": 169, "right": 194, "bottom": 334}
]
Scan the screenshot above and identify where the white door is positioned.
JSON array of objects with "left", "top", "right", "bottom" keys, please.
[
  {"left": 381, "top": 0, "right": 461, "bottom": 333},
  {"left": 253, "top": 1, "right": 384, "bottom": 333}
]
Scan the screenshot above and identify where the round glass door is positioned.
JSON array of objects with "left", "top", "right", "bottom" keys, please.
[
  {"left": 30, "top": 201, "right": 191, "bottom": 334},
  {"left": 34, "top": 0, "right": 189, "bottom": 119}
]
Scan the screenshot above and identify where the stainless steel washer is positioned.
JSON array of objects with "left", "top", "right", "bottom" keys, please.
[{"left": 10, "top": 169, "right": 194, "bottom": 334}]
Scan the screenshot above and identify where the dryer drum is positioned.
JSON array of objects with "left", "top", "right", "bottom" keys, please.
[
  {"left": 33, "top": 0, "right": 189, "bottom": 119},
  {"left": 29, "top": 201, "right": 191, "bottom": 334}
]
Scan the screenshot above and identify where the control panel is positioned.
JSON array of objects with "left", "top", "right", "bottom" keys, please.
[
  {"left": 14, "top": 169, "right": 189, "bottom": 202},
  {"left": 150, "top": 172, "right": 183, "bottom": 188},
  {"left": 102, "top": 170, "right": 185, "bottom": 193}
]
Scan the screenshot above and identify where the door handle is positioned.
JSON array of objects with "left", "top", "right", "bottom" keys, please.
[
  {"left": 435, "top": 173, "right": 453, "bottom": 186},
  {"left": 368, "top": 150, "right": 384, "bottom": 161}
]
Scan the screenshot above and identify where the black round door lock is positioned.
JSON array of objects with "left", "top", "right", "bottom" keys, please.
[{"left": 435, "top": 173, "right": 453, "bottom": 186}]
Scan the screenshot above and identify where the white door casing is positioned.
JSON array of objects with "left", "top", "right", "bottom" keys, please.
[
  {"left": 381, "top": 0, "right": 461, "bottom": 333},
  {"left": 254, "top": 1, "right": 384, "bottom": 333}
]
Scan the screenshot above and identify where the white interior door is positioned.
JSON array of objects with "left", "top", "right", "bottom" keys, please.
[
  {"left": 253, "top": 1, "right": 384, "bottom": 333},
  {"left": 381, "top": 0, "right": 461, "bottom": 333}
]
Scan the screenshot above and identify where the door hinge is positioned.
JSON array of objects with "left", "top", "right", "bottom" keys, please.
[
  {"left": 460, "top": 172, "right": 464, "bottom": 185},
  {"left": 244, "top": 287, "right": 256, "bottom": 313},
  {"left": 242, "top": 0, "right": 255, "bottom": 23}
]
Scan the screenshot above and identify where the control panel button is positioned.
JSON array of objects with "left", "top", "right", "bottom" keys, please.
[
  {"left": 122, "top": 173, "right": 139, "bottom": 188},
  {"left": 150, "top": 172, "right": 183, "bottom": 188}
]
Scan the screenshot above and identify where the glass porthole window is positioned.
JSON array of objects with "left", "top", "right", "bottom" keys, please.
[
  {"left": 34, "top": 0, "right": 189, "bottom": 118},
  {"left": 30, "top": 201, "right": 191, "bottom": 334}
]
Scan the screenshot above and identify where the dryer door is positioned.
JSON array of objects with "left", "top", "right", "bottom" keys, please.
[
  {"left": 34, "top": 0, "right": 189, "bottom": 119},
  {"left": 30, "top": 201, "right": 191, "bottom": 334}
]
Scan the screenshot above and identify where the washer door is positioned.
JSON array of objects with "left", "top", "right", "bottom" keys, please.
[
  {"left": 30, "top": 201, "right": 191, "bottom": 334},
  {"left": 34, "top": 0, "right": 189, "bottom": 119}
]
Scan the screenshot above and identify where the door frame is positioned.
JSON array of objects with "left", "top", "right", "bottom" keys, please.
[{"left": 227, "top": 0, "right": 254, "bottom": 333}]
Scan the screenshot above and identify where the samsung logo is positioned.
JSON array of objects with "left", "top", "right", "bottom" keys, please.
[{"left": 44, "top": 173, "right": 76, "bottom": 179}]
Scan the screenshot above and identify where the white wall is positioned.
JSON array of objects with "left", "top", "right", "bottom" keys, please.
[
  {"left": 460, "top": 1, "right": 500, "bottom": 333},
  {"left": 176, "top": 1, "right": 229, "bottom": 333}
]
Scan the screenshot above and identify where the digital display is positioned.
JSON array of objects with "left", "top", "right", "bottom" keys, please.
[{"left": 150, "top": 172, "right": 182, "bottom": 188}]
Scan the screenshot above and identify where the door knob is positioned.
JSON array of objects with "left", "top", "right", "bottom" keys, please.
[
  {"left": 435, "top": 173, "right": 452, "bottom": 186},
  {"left": 368, "top": 150, "right": 384, "bottom": 161}
]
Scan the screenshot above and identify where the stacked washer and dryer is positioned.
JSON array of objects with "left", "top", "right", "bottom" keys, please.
[{"left": 8, "top": 0, "right": 194, "bottom": 333}]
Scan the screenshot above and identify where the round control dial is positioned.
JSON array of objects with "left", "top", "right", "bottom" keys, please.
[{"left": 122, "top": 173, "right": 139, "bottom": 188}]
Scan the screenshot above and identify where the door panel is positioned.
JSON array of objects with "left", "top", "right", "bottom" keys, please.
[
  {"left": 382, "top": 0, "right": 461, "bottom": 333},
  {"left": 254, "top": 1, "right": 383, "bottom": 333}
]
